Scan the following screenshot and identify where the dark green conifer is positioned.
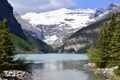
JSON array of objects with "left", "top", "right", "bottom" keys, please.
[
  {"left": 109, "top": 24, "right": 120, "bottom": 66},
  {"left": 87, "top": 13, "right": 119, "bottom": 68},
  {"left": 0, "top": 19, "right": 31, "bottom": 73},
  {"left": 0, "top": 19, "right": 14, "bottom": 56}
]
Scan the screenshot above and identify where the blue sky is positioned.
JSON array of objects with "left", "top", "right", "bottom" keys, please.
[
  {"left": 71, "top": 0, "right": 120, "bottom": 9},
  {"left": 8, "top": 0, "right": 120, "bottom": 15}
]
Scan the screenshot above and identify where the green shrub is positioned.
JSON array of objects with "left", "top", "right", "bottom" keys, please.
[{"left": 87, "top": 46, "right": 103, "bottom": 67}]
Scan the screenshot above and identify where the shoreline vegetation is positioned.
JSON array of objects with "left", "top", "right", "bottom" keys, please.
[
  {"left": 0, "top": 19, "right": 32, "bottom": 80},
  {"left": 87, "top": 13, "right": 120, "bottom": 80}
]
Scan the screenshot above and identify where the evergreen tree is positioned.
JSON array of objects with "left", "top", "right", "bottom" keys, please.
[
  {"left": 0, "top": 19, "right": 14, "bottom": 56},
  {"left": 96, "top": 24, "right": 108, "bottom": 67},
  {"left": 109, "top": 23, "right": 120, "bottom": 66},
  {"left": 0, "top": 19, "right": 31, "bottom": 73},
  {"left": 87, "top": 13, "right": 119, "bottom": 68},
  {"left": 87, "top": 13, "right": 120, "bottom": 75},
  {"left": 0, "top": 19, "right": 16, "bottom": 72},
  {"left": 97, "top": 13, "right": 117, "bottom": 67}
]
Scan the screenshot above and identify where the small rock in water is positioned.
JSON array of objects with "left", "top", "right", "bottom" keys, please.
[{"left": 83, "top": 63, "right": 96, "bottom": 68}]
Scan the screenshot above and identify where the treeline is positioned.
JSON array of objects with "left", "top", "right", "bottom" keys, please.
[
  {"left": 0, "top": 19, "right": 30, "bottom": 73},
  {"left": 87, "top": 13, "right": 120, "bottom": 73}
]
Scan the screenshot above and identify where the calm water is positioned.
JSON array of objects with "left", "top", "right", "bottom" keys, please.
[{"left": 15, "top": 54, "right": 103, "bottom": 80}]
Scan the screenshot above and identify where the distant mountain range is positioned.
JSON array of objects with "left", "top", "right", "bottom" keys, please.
[
  {"left": 2, "top": 0, "right": 119, "bottom": 54},
  {"left": 20, "top": 3, "right": 119, "bottom": 49},
  {"left": 58, "top": 4, "right": 120, "bottom": 53}
]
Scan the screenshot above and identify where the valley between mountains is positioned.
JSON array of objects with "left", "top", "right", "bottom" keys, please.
[
  {"left": 14, "top": 3, "right": 120, "bottom": 53},
  {"left": 0, "top": 0, "right": 119, "bottom": 53}
]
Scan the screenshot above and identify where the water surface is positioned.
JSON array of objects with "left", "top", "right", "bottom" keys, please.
[
  {"left": 15, "top": 54, "right": 103, "bottom": 80},
  {"left": 15, "top": 54, "right": 88, "bottom": 63}
]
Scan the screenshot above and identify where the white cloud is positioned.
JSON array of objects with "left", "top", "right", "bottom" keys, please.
[{"left": 8, "top": 0, "right": 76, "bottom": 15}]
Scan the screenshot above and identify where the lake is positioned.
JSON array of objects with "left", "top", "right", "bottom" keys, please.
[{"left": 14, "top": 54, "right": 103, "bottom": 80}]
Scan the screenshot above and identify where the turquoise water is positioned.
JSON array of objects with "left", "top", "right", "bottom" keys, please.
[
  {"left": 14, "top": 54, "right": 88, "bottom": 63},
  {"left": 15, "top": 54, "right": 103, "bottom": 80}
]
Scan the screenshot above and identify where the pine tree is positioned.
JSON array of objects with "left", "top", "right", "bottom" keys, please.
[
  {"left": 88, "top": 13, "right": 118, "bottom": 68},
  {"left": 0, "top": 19, "right": 31, "bottom": 73},
  {"left": 0, "top": 19, "right": 16, "bottom": 72},
  {"left": 97, "top": 23, "right": 109, "bottom": 67},
  {"left": 109, "top": 21, "right": 120, "bottom": 66},
  {"left": 0, "top": 19, "right": 14, "bottom": 56},
  {"left": 97, "top": 13, "right": 118, "bottom": 67}
]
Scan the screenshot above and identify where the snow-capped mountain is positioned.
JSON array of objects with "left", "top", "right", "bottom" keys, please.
[
  {"left": 22, "top": 8, "right": 95, "bottom": 29},
  {"left": 106, "top": 3, "right": 118, "bottom": 11},
  {"left": 95, "top": 3, "right": 119, "bottom": 18},
  {"left": 21, "top": 8, "right": 95, "bottom": 46},
  {"left": 21, "top": 3, "right": 119, "bottom": 47}
]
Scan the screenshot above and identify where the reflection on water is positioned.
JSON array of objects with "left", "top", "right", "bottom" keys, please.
[
  {"left": 15, "top": 54, "right": 104, "bottom": 80},
  {"left": 32, "top": 60, "right": 103, "bottom": 80}
]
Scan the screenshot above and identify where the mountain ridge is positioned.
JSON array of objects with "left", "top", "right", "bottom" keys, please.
[{"left": 58, "top": 5, "right": 120, "bottom": 53}]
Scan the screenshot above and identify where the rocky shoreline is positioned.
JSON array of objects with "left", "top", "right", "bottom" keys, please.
[
  {"left": 0, "top": 70, "right": 32, "bottom": 80},
  {"left": 83, "top": 63, "right": 118, "bottom": 80},
  {"left": 94, "top": 66, "right": 118, "bottom": 77}
]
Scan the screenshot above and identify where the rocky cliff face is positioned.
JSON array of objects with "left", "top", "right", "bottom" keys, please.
[
  {"left": 14, "top": 12, "right": 44, "bottom": 40},
  {"left": 0, "top": 0, "right": 26, "bottom": 39}
]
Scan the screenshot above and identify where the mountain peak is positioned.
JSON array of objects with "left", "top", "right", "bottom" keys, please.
[
  {"left": 21, "top": 8, "right": 95, "bottom": 45},
  {"left": 106, "top": 2, "right": 118, "bottom": 11}
]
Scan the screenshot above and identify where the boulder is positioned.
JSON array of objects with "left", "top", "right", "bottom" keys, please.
[{"left": 83, "top": 63, "right": 96, "bottom": 68}]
